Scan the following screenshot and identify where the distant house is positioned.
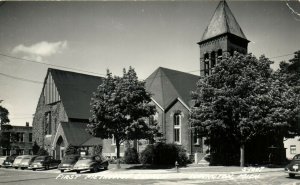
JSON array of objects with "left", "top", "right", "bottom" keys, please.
[{"left": 0, "top": 122, "right": 33, "bottom": 156}]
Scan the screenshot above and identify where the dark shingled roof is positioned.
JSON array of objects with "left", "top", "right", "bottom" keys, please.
[
  {"left": 61, "top": 122, "right": 101, "bottom": 146},
  {"left": 201, "top": 0, "right": 248, "bottom": 42},
  {"left": 49, "top": 68, "right": 103, "bottom": 120},
  {"left": 145, "top": 67, "right": 199, "bottom": 110}
]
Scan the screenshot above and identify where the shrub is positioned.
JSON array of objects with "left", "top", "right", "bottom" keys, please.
[
  {"left": 124, "top": 148, "right": 140, "bottom": 164},
  {"left": 65, "top": 144, "right": 79, "bottom": 155},
  {"left": 140, "top": 143, "right": 189, "bottom": 166},
  {"left": 140, "top": 144, "right": 154, "bottom": 165},
  {"left": 37, "top": 147, "right": 49, "bottom": 156}
]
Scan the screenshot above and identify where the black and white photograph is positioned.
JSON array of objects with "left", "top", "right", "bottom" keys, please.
[{"left": 0, "top": 0, "right": 299, "bottom": 184}]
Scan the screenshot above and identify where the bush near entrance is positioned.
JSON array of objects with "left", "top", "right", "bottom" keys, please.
[{"left": 140, "top": 143, "right": 189, "bottom": 166}]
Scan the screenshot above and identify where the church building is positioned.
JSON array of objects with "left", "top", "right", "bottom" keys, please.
[{"left": 32, "top": 0, "right": 250, "bottom": 161}]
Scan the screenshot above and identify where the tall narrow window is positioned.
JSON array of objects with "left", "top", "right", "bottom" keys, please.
[
  {"left": 45, "top": 112, "right": 52, "bottom": 135},
  {"left": 19, "top": 133, "right": 24, "bottom": 142},
  {"left": 204, "top": 53, "right": 210, "bottom": 76},
  {"left": 174, "top": 114, "right": 181, "bottom": 144},
  {"left": 29, "top": 133, "right": 32, "bottom": 142},
  {"left": 211, "top": 51, "right": 216, "bottom": 68},
  {"left": 217, "top": 49, "right": 222, "bottom": 61}
]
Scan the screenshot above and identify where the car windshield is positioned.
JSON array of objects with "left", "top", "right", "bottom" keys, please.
[
  {"left": 34, "top": 156, "right": 46, "bottom": 161},
  {"left": 16, "top": 156, "right": 23, "bottom": 159},
  {"left": 63, "top": 156, "right": 79, "bottom": 162},
  {"left": 293, "top": 155, "right": 300, "bottom": 160},
  {"left": 79, "top": 156, "right": 92, "bottom": 160},
  {"left": 23, "top": 156, "right": 31, "bottom": 160}
]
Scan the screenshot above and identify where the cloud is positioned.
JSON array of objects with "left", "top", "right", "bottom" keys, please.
[{"left": 12, "top": 41, "right": 68, "bottom": 61}]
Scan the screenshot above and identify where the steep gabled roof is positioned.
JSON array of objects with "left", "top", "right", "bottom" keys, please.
[
  {"left": 48, "top": 68, "right": 103, "bottom": 120},
  {"left": 60, "top": 122, "right": 101, "bottom": 146},
  {"left": 200, "top": 0, "right": 248, "bottom": 42},
  {"left": 145, "top": 67, "right": 199, "bottom": 110}
]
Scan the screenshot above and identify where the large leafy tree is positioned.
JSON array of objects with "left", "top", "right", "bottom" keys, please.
[
  {"left": 87, "top": 67, "right": 160, "bottom": 159},
  {"left": 276, "top": 50, "right": 300, "bottom": 136},
  {"left": 190, "top": 52, "right": 299, "bottom": 166}
]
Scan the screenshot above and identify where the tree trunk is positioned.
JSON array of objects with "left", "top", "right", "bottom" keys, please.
[
  {"left": 116, "top": 138, "right": 121, "bottom": 169},
  {"left": 240, "top": 144, "right": 245, "bottom": 167}
]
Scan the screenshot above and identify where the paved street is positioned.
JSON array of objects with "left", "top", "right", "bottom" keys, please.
[{"left": 0, "top": 167, "right": 299, "bottom": 185}]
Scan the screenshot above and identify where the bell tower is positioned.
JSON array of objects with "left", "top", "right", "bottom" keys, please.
[{"left": 198, "top": 0, "right": 250, "bottom": 77}]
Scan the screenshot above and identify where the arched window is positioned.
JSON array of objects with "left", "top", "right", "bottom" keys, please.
[{"left": 174, "top": 113, "right": 181, "bottom": 144}]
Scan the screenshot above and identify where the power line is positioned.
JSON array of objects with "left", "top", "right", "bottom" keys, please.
[
  {"left": 0, "top": 52, "right": 296, "bottom": 84},
  {"left": 0, "top": 72, "right": 43, "bottom": 84},
  {"left": 0, "top": 53, "right": 106, "bottom": 77}
]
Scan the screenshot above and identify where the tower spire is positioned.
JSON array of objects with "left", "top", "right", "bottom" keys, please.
[{"left": 200, "top": 0, "right": 248, "bottom": 43}]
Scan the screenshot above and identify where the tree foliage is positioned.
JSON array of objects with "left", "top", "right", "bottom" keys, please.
[
  {"left": 0, "top": 101, "right": 12, "bottom": 150},
  {"left": 0, "top": 100, "right": 10, "bottom": 128},
  {"left": 87, "top": 67, "right": 161, "bottom": 158},
  {"left": 190, "top": 52, "right": 299, "bottom": 165}
]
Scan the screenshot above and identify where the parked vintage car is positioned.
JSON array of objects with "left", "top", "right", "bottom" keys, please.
[
  {"left": 73, "top": 155, "right": 109, "bottom": 174},
  {"left": 19, "top": 155, "right": 38, "bottom": 170},
  {"left": 13, "top": 155, "right": 32, "bottom": 169},
  {"left": 30, "top": 156, "right": 61, "bottom": 171},
  {"left": 2, "top": 155, "right": 18, "bottom": 168},
  {"left": 0, "top": 156, "right": 9, "bottom": 167},
  {"left": 58, "top": 154, "right": 80, "bottom": 173},
  {"left": 285, "top": 154, "right": 300, "bottom": 178}
]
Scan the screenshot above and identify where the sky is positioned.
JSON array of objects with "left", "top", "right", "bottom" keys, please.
[{"left": 0, "top": 1, "right": 300, "bottom": 126}]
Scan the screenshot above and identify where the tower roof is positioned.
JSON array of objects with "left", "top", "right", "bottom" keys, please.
[{"left": 200, "top": 0, "right": 248, "bottom": 43}]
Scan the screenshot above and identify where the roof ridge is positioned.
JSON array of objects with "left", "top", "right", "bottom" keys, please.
[{"left": 49, "top": 68, "right": 103, "bottom": 78}]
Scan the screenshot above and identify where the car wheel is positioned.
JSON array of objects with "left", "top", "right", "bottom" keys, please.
[
  {"left": 104, "top": 166, "right": 108, "bottom": 170},
  {"left": 14, "top": 167, "right": 18, "bottom": 169},
  {"left": 76, "top": 170, "right": 80, "bottom": 174},
  {"left": 289, "top": 173, "right": 296, "bottom": 178},
  {"left": 21, "top": 167, "right": 24, "bottom": 170},
  {"left": 60, "top": 170, "right": 64, "bottom": 173},
  {"left": 32, "top": 169, "right": 36, "bottom": 171}
]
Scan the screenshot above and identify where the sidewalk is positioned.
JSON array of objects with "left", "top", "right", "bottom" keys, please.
[{"left": 80, "top": 165, "right": 284, "bottom": 180}]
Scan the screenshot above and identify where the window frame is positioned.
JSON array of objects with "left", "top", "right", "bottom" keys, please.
[{"left": 173, "top": 114, "right": 181, "bottom": 144}]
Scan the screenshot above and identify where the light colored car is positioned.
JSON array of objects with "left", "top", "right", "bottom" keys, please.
[
  {"left": 19, "top": 155, "right": 38, "bottom": 170},
  {"left": 58, "top": 154, "right": 80, "bottom": 173},
  {"left": 73, "top": 155, "right": 109, "bottom": 174},
  {"left": 0, "top": 156, "right": 9, "bottom": 167},
  {"left": 13, "top": 155, "right": 31, "bottom": 169}
]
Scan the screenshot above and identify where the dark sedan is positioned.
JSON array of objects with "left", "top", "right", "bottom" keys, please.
[
  {"left": 285, "top": 154, "right": 300, "bottom": 178},
  {"left": 73, "top": 155, "right": 109, "bottom": 173},
  {"left": 2, "top": 155, "right": 17, "bottom": 168},
  {"left": 31, "top": 156, "right": 61, "bottom": 171},
  {"left": 58, "top": 154, "right": 80, "bottom": 173}
]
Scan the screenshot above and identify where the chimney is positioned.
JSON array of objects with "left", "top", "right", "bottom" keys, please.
[{"left": 26, "top": 122, "right": 29, "bottom": 127}]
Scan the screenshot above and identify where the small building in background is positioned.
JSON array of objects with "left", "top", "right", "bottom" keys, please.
[{"left": 0, "top": 122, "right": 33, "bottom": 156}]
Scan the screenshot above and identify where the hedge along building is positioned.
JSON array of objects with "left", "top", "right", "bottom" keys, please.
[{"left": 32, "top": 68, "right": 104, "bottom": 160}]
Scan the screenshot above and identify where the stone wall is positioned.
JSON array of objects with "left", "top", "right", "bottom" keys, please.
[{"left": 32, "top": 92, "right": 68, "bottom": 151}]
